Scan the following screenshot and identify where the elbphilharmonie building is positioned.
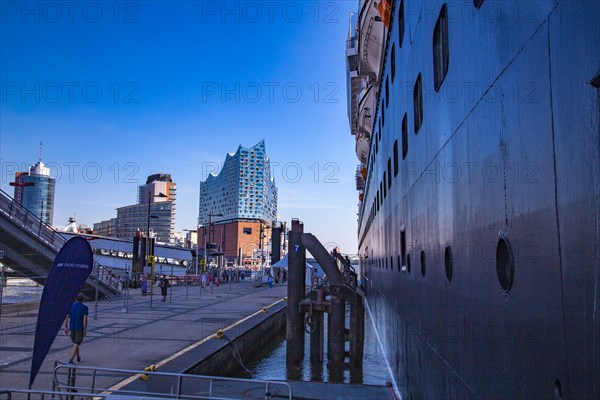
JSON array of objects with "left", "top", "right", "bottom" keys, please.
[{"left": 199, "top": 140, "right": 277, "bottom": 225}]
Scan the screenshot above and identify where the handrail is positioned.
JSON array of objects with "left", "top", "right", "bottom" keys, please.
[
  {"left": 0, "top": 189, "right": 122, "bottom": 296},
  {"left": 50, "top": 363, "right": 293, "bottom": 400}
]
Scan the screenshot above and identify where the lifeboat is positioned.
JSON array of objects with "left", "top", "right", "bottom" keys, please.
[
  {"left": 358, "top": 84, "right": 376, "bottom": 135},
  {"left": 355, "top": 133, "right": 370, "bottom": 164},
  {"left": 355, "top": 166, "right": 366, "bottom": 191},
  {"left": 358, "top": 0, "right": 387, "bottom": 82}
]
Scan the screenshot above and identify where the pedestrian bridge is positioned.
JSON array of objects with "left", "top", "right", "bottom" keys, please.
[{"left": 0, "top": 189, "right": 123, "bottom": 299}]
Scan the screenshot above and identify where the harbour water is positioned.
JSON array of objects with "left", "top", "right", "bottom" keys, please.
[
  {"left": 0, "top": 278, "right": 43, "bottom": 304},
  {"left": 229, "top": 307, "right": 389, "bottom": 386}
]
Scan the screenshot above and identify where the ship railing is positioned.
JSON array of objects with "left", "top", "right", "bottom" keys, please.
[
  {"left": 346, "top": 36, "right": 357, "bottom": 50},
  {"left": 35, "top": 362, "right": 293, "bottom": 400},
  {"left": 332, "top": 251, "right": 358, "bottom": 290},
  {"left": 0, "top": 189, "right": 123, "bottom": 296}
]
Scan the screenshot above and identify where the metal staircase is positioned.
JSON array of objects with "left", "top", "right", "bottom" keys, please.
[{"left": 0, "top": 189, "right": 122, "bottom": 299}]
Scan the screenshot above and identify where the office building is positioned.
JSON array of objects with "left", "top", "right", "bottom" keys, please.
[{"left": 13, "top": 158, "right": 56, "bottom": 225}]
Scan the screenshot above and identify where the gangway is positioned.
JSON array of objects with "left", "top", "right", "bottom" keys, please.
[{"left": 0, "top": 189, "right": 123, "bottom": 298}]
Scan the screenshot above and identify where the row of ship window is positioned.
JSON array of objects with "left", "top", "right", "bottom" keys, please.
[
  {"left": 362, "top": 1, "right": 486, "bottom": 239},
  {"left": 369, "top": 236, "right": 515, "bottom": 292}
]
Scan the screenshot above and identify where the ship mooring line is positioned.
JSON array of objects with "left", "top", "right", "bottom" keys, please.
[{"left": 104, "top": 297, "right": 286, "bottom": 393}]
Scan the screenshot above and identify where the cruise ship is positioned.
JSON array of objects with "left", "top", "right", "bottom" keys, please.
[{"left": 346, "top": 1, "right": 599, "bottom": 398}]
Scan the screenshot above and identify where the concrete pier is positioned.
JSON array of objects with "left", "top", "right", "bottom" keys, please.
[
  {"left": 0, "top": 279, "right": 390, "bottom": 399},
  {"left": 0, "top": 279, "right": 286, "bottom": 390}
]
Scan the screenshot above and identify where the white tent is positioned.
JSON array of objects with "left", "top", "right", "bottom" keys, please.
[{"left": 269, "top": 254, "right": 323, "bottom": 286}]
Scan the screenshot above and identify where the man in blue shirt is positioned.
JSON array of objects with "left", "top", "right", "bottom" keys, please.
[{"left": 63, "top": 293, "right": 88, "bottom": 364}]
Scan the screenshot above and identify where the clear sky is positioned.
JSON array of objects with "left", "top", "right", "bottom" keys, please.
[{"left": 0, "top": 1, "right": 359, "bottom": 253}]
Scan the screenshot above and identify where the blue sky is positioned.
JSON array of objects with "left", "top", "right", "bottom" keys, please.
[{"left": 0, "top": 1, "right": 359, "bottom": 253}]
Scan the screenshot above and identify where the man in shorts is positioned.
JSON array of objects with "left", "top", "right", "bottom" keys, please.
[{"left": 64, "top": 293, "right": 88, "bottom": 364}]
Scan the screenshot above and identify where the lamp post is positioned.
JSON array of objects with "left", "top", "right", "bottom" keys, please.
[
  {"left": 185, "top": 228, "right": 201, "bottom": 279},
  {"left": 147, "top": 192, "right": 167, "bottom": 309},
  {"left": 184, "top": 227, "right": 202, "bottom": 298},
  {"left": 203, "top": 212, "right": 223, "bottom": 292}
]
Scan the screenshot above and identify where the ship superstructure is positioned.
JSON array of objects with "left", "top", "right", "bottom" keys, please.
[{"left": 347, "top": 0, "right": 600, "bottom": 398}]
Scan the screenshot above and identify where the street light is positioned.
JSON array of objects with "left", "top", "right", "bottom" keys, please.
[
  {"left": 183, "top": 228, "right": 201, "bottom": 279},
  {"left": 204, "top": 211, "right": 223, "bottom": 276},
  {"left": 147, "top": 192, "right": 167, "bottom": 309}
]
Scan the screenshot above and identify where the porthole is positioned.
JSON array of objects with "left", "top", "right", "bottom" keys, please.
[
  {"left": 420, "top": 250, "right": 426, "bottom": 277},
  {"left": 398, "top": 0, "right": 405, "bottom": 47},
  {"left": 393, "top": 140, "right": 399, "bottom": 177},
  {"left": 385, "top": 75, "right": 390, "bottom": 108},
  {"left": 387, "top": 158, "right": 392, "bottom": 188},
  {"left": 433, "top": 4, "right": 449, "bottom": 92},
  {"left": 406, "top": 253, "right": 411, "bottom": 274},
  {"left": 402, "top": 113, "right": 408, "bottom": 159},
  {"left": 414, "top": 73, "right": 423, "bottom": 134},
  {"left": 390, "top": 256, "right": 393, "bottom": 270},
  {"left": 444, "top": 246, "right": 453, "bottom": 282},
  {"left": 400, "top": 230, "right": 407, "bottom": 271},
  {"left": 382, "top": 103, "right": 386, "bottom": 126},
  {"left": 391, "top": 46, "right": 396, "bottom": 82},
  {"left": 554, "top": 379, "right": 563, "bottom": 400},
  {"left": 397, "top": 255, "right": 401, "bottom": 272},
  {"left": 383, "top": 172, "right": 387, "bottom": 198},
  {"left": 496, "top": 237, "right": 515, "bottom": 292},
  {"left": 473, "top": 0, "right": 484, "bottom": 8}
]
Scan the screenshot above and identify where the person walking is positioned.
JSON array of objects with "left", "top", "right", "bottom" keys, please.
[
  {"left": 64, "top": 293, "right": 88, "bottom": 364},
  {"left": 159, "top": 275, "right": 169, "bottom": 302},
  {"left": 140, "top": 276, "right": 148, "bottom": 297}
]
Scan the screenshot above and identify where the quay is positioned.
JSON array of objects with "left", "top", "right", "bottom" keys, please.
[{"left": 0, "top": 280, "right": 391, "bottom": 399}]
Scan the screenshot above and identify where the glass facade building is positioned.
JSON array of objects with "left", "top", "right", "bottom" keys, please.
[
  {"left": 199, "top": 140, "right": 277, "bottom": 225},
  {"left": 13, "top": 161, "right": 56, "bottom": 225}
]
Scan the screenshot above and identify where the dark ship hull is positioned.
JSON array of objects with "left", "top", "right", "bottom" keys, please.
[{"left": 348, "top": 1, "right": 600, "bottom": 398}]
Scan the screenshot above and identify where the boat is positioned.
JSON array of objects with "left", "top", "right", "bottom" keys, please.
[{"left": 346, "top": 1, "right": 600, "bottom": 398}]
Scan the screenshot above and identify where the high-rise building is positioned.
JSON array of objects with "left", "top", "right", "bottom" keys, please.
[
  {"left": 13, "top": 157, "right": 56, "bottom": 225},
  {"left": 114, "top": 173, "right": 176, "bottom": 244},
  {"left": 138, "top": 173, "right": 177, "bottom": 206},
  {"left": 199, "top": 140, "right": 277, "bottom": 225},
  {"left": 196, "top": 140, "right": 277, "bottom": 267}
]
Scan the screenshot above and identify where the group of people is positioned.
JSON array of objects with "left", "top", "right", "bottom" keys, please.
[
  {"left": 199, "top": 269, "right": 247, "bottom": 288},
  {"left": 138, "top": 274, "right": 170, "bottom": 302}
]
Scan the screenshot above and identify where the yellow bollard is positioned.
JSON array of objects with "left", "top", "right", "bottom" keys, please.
[{"left": 140, "top": 364, "right": 156, "bottom": 380}]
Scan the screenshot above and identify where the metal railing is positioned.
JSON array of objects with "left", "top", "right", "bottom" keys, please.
[
  {"left": 0, "top": 189, "right": 122, "bottom": 296},
  {"left": 44, "top": 362, "right": 293, "bottom": 400}
]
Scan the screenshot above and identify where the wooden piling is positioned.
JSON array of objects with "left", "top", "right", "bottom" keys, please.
[{"left": 286, "top": 220, "right": 305, "bottom": 373}]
